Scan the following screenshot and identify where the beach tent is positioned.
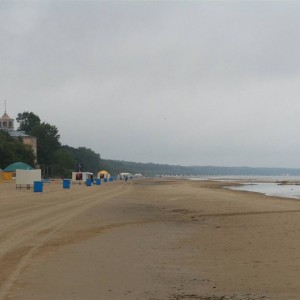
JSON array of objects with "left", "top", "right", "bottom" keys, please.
[
  {"left": 119, "top": 172, "right": 132, "bottom": 179},
  {"left": 97, "top": 170, "right": 110, "bottom": 179},
  {"left": 134, "top": 173, "right": 143, "bottom": 178},
  {"left": 2, "top": 162, "right": 34, "bottom": 180}
]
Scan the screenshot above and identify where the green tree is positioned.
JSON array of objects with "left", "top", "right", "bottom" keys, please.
[
  {"left": 52, "top": 148, "right": 76, "bottom": 177},
  {"left": 0, "top": 130, "right": 35, "bottom": 168},
  {"left": 62, "top": 145, "right": 101, "bottom": 174},
  {"left": 14, "top": 111, "right": 105, "bottom": 178},
  {"left": 30, "top": 122, "right": 61, "bottom": 167},
  {"left": 16, "top": 112, "right": 41, "bottom": 133}
]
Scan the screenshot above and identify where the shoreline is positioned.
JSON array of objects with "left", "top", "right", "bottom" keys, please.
[{"left": 1, "top": 179, "right": 300, "bottom": 300}]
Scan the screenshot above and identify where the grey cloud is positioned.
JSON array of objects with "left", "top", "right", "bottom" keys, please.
[{"left": 2, "top": 1, "right": 300, "bottom": 167}]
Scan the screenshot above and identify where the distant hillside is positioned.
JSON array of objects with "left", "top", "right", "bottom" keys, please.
[{"left": 100, "top": 159, "right": 300, "bottom": 177}]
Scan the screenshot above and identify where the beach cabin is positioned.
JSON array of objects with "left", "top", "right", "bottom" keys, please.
[
  {"left": 119, "top": 172, "right": 133, "bottom": 180},
  {"left": 1, "top": 162, "right": 34, "bottom": 181},
  {"left": 16, "top": 169, "right": 41, "bottom": 189},
  {"left": 97, "top": 170, "right": 110, "bottom": 180},
  {"left": 72, "top": 172, "right": 93, "bottom": 184}
]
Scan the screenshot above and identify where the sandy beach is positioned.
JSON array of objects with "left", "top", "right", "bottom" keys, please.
[{"left": 0, "top": 178, "right": 300, "bottom": 300}]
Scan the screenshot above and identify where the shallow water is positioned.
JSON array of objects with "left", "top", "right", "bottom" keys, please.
[
  {"left": 226, "top": 182, "right": 300, "bottom": 199},
  {"left": 188, "top": 176, "right": 300, "bottom": 199},
  {"left": 188, "top": 175, "right": 300, "bottom": 182}
]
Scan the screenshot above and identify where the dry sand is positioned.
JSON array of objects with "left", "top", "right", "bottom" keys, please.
[{"left": 0, "top": 178, "right": 300, "bottom": 300}]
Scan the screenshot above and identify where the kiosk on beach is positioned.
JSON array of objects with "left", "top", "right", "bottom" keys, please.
[{"left": 72, "top": 172, "right": 93, "bottom": 184}]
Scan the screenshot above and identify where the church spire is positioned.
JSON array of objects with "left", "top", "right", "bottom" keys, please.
[{"left": 0, "top": 101, "right": 14, "bottom": 131}]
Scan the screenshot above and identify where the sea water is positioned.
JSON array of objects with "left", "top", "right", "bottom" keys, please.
[
  {"left": 227, "top": 182, "right": 300, "bottom": 199},
  {"left": 189, "top": 176, "right": 300, "bottom": 200}
]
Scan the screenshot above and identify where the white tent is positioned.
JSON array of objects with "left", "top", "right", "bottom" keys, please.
[{"left": 119, "top": 172, "right": 133, "bottom": 179}]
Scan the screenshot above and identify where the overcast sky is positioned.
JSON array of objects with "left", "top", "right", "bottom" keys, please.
[{"left": 2, "top": 1, "right": 300, "bottom": 168}]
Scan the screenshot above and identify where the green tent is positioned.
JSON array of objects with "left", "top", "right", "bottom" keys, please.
[{"left": 3, "top": 162, "right": 34, "bottom": 172}]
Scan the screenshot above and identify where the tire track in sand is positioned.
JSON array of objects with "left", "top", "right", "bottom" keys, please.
[
  {"left": 0, "top": 185, "right": 123, "bottom": 246},
  {"left": 0, "top": 184, "right": 131, "bottom": 300}
]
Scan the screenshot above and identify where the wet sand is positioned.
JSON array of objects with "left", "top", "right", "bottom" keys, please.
[{"left": 1, "top": 178, "right": 300, "bottom": 300}]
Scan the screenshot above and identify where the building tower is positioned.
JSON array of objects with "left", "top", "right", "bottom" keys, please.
[{"left": 0, "top": 102, "right": 14, "bottom": 131}]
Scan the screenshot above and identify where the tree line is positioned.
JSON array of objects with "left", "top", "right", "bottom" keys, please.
[
  {"left": 3, "top": 111, "right": 300, "bottom": 177},
  {"left": 100, "top": 160, "right": 300, "bottom": 177},
  {"left": 0, "top": 112, "right": 102, "bottom": 177}
]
